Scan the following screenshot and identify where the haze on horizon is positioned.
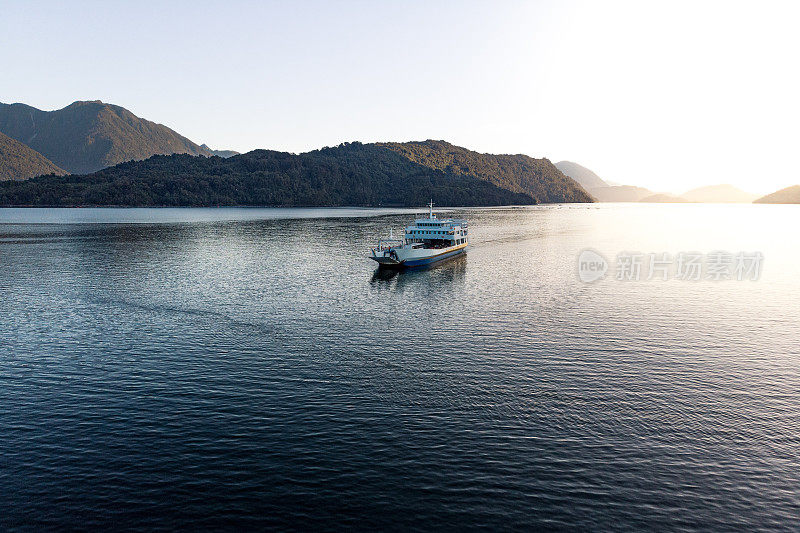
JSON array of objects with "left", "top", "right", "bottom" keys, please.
[{"left": 2, "top": 0, "right": 798, "bottom": 195}]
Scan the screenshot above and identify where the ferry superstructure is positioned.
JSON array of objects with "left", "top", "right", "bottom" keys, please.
[{"left": 370, "top": 203, "right": 468, "bottom": 268}]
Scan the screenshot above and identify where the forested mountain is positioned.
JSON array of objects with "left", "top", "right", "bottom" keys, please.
[
  {"left": 0, "top": 131, "right": 65, "bottom": 181},
  {"left": 0, "top": 140, "right": 593, "bottom": 207},
  {"left": 0, "top": 100, "right": 212, "bottom": 174},
  {"left": 554, "top": 161, "right": 609, "bottom": 189},
  {"left": 754, "top": 185, "right": 800, "bottom": 204},
  {"left": 377, "top": 141, "right": 591, "bottom": 204}
]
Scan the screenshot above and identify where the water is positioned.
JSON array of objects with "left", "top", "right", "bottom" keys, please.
[{"left": 1, "top": 204, "right": 799, "bottom": 530}]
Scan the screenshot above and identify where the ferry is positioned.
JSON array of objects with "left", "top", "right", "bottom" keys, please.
[{"left": 370, "top": 203, "right": 468, "bottom": 268}]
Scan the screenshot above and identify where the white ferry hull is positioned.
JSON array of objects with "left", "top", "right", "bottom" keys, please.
[{"left": 371, "top": 242, "right": 467, "bottom": 268}]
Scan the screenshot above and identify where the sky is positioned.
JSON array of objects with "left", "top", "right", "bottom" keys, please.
[{"left": 1, "top": 0, "right": 798, "bottom": 194}]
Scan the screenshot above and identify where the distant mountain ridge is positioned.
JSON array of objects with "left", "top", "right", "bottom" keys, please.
[
  {"left": 0, "top": 131, "right": 66, "bottom": 181},
  {"left": 201, "top": 144, "right": 239, "bottom": 158},
  {"left": 639, "top": 193, "right": 687, "bottom": 203},
  {"left": 754, "top": 185, "right": 800, "bottom": 204},
  {"left": 681, "top": 184, "right": 758, "bottom": 203},
  {"left": 555, "top": 161, "right": 609, "bottom": 189},
  {"left": 0, "top": 140, "right": 593, "bottom": 207},
  {"left": 590, "top": 185, "right": 654, "bottom": 202},
  {"left": 554, "top": 160, "right": 656, "bottom": 201},
  {"left": 554, "top": 160, "right": 766, "bottom": 203},
  {"left": 0, "top": 100, "right": 212, "bottom": 174}
]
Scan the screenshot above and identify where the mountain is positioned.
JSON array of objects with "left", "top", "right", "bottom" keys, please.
[
  {"left": 681, "top": 184, "right": 758, "bottom": 203},
  {"left": 201, "top": 144, "right": 239, "bottom": 158},
  {"left": 0, "top": 131, "right": 66, "bottom": 181},
  {"left": 639, "top": 193, "right": 687, "bottom": 203},
  {"left": 555, "top": 161, "right": 609, "bottom": 189},
  {"left": 0, "top": 140, "right": 593, "bottom": 207},
  {"left": 0, "top": 100, "right": 212, "bottom": 174},
  {"left": 553, "top": 160, "right": 657, "bottom": 202},
  {"left": 754, "top": 185, "right": 800, "bottom": 204},
  {"left": 588, "top": 185, "right": 654, "bottom": 202},
  {"left": 377, "top": 141, "right": 591, "bottom": 203}
]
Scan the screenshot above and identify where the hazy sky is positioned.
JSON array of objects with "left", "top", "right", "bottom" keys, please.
[{"left": 2, "top": 0, "right": 798, "bottom": 193}]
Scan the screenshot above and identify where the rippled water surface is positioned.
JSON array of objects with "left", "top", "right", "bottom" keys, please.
[{"left": 2, "top": 204, "right": 799, "bottom": 530}]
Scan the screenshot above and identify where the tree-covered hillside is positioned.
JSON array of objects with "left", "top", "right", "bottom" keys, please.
[
  {"left": 380, "top": 141, "right": 592, "bottom": 204},
  {"left": 0, "top": 141, "right": 593, "bottom": 207},
  {"left": 0, "top": 132, "right": 66, "bottom": 181}
]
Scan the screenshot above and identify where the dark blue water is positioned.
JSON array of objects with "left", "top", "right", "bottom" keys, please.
[{"left": 2, "top": 205, "right": 799, "bottom": 530}]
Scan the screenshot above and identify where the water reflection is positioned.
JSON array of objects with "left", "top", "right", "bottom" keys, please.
[{"left": 370, "top": 254, "right": 467, "bottom": 288}]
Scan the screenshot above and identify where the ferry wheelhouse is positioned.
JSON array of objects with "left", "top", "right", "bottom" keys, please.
[{"left": 370, "top": 203, "right": 468, "bottom": 268}]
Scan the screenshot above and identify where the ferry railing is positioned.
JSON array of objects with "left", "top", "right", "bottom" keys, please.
[{"left": 374, "top": 238, "right": 404, "bottom": 252}]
